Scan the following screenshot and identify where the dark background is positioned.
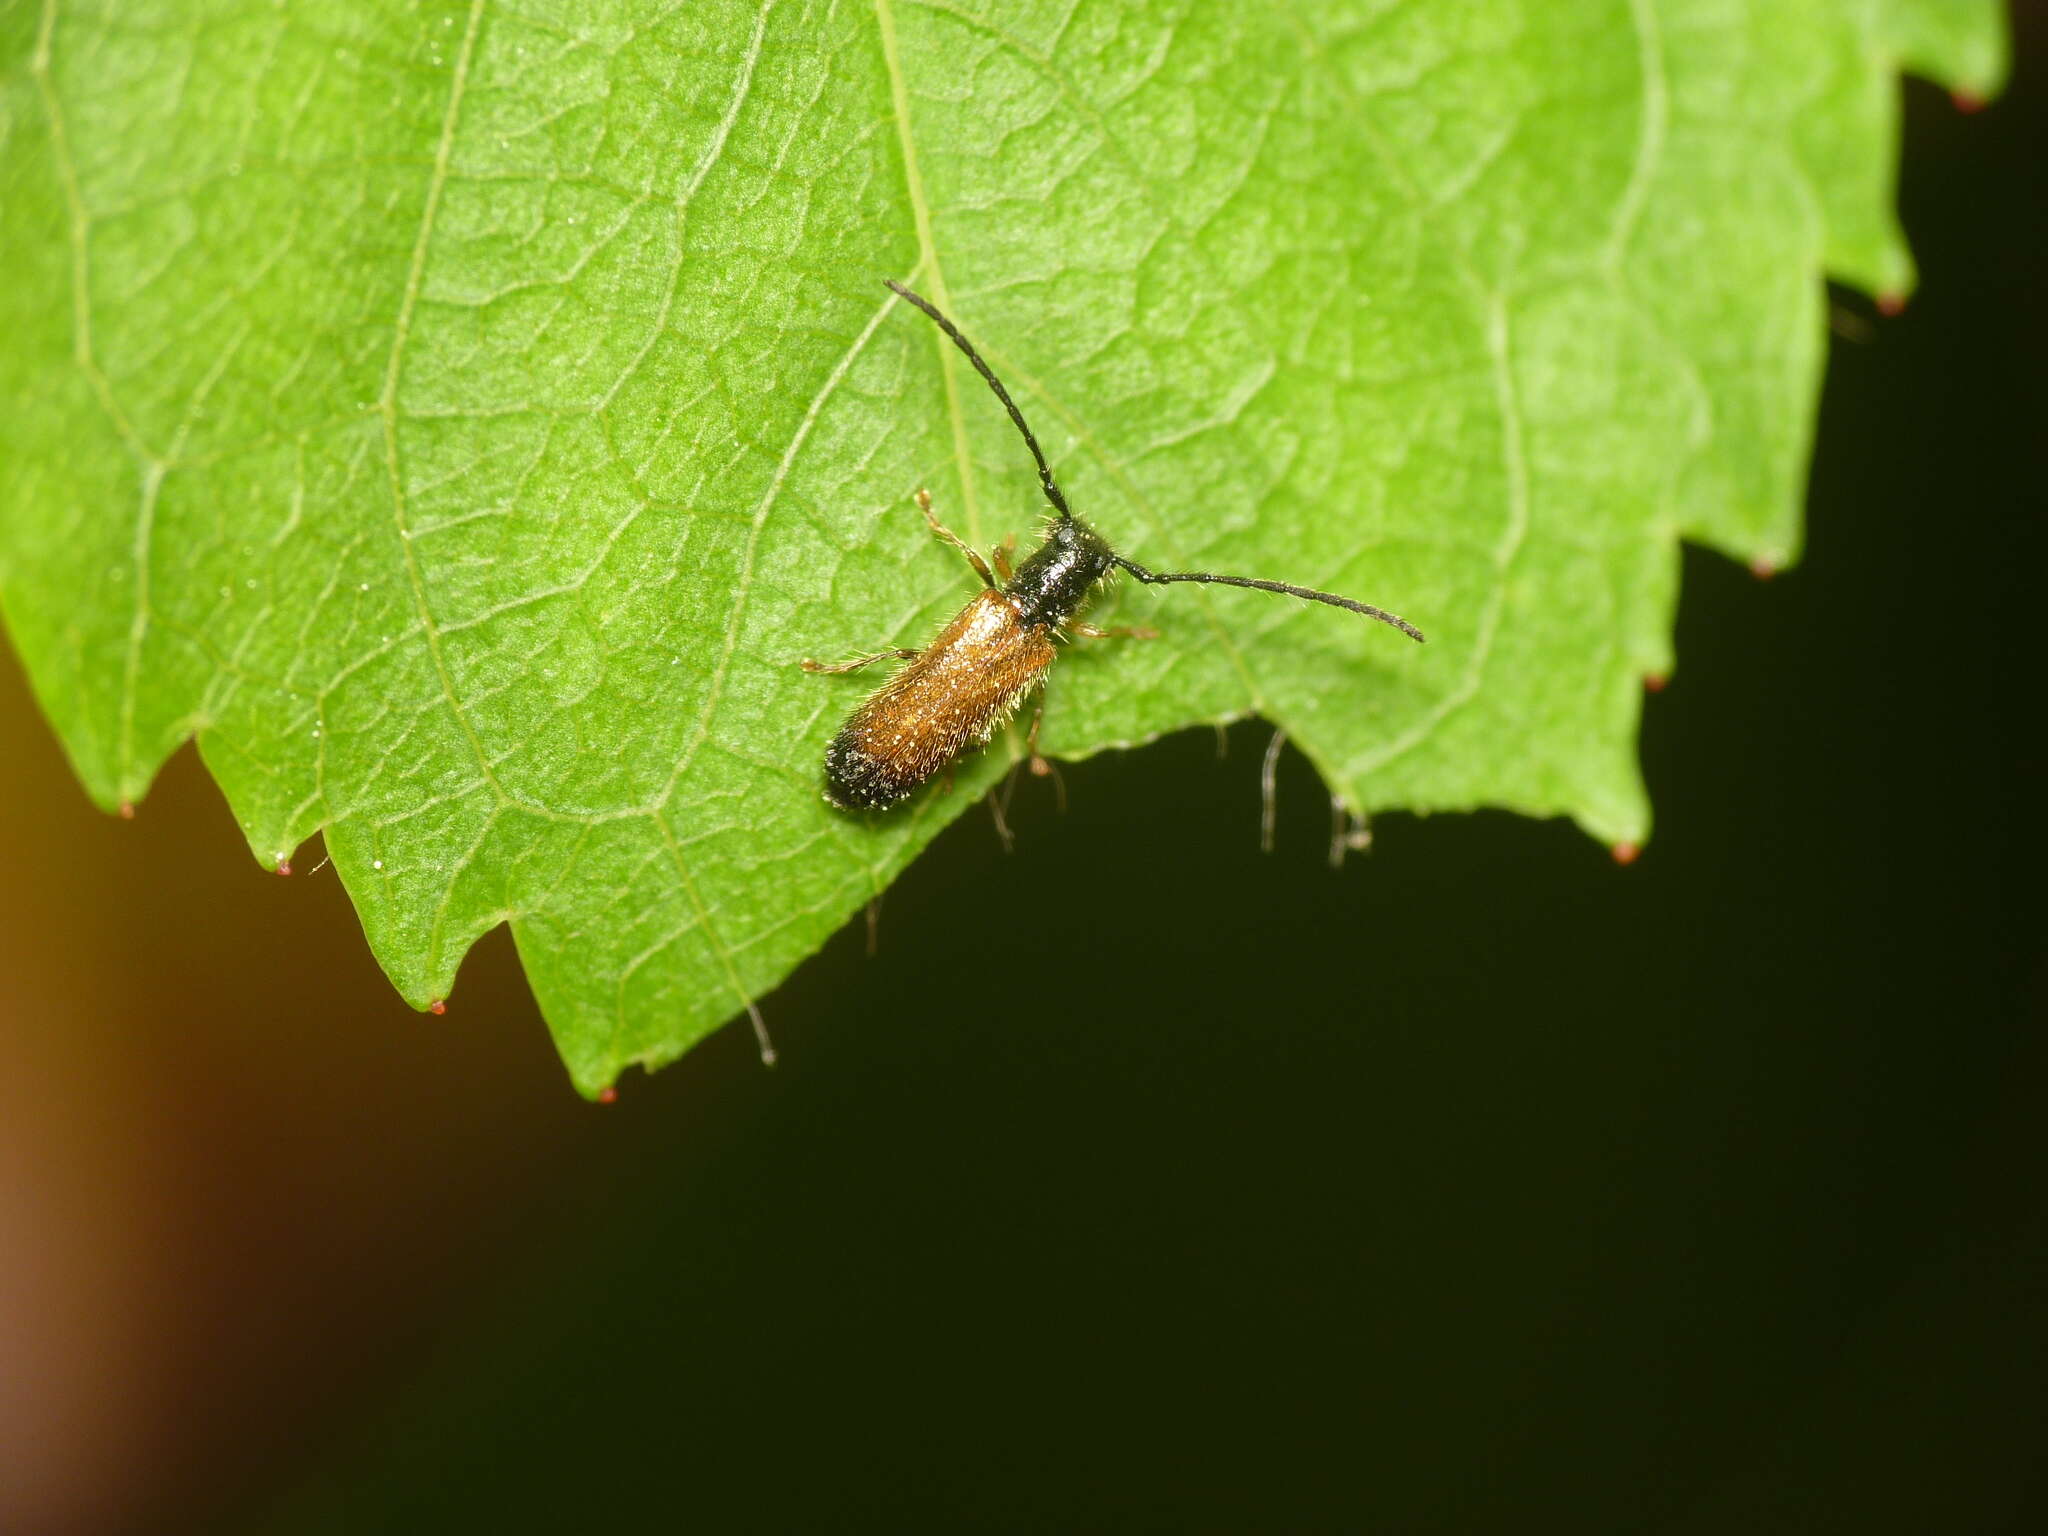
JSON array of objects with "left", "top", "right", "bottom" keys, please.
[{"left": 2, "top": 22, "right": 2041, "bottom": 1535}]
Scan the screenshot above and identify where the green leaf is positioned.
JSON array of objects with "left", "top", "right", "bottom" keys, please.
[{"left": 0, "top": 0, "right": 2007, "bottom": 1093}]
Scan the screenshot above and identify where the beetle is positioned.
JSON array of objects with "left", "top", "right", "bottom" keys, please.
[{"left": 802, "top": 279, "right": 1424, "bottom": 812}]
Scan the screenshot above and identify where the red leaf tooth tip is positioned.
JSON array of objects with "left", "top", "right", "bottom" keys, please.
[
  {"left": 275, "top": 859, "right": 292, "bottom": 877},
  {"left": 117, "top": 801, "right": 136, "bottom": 820},
  {"left": 1644, "top": 673, "right": 1668, "bottom": 693},
  {"left": 428, "top": 999, "right": 447, "bottom": 1016},
  {"left": 597, "top": 1086, "right": 619, "bottom": 1105},
  {"left": 1876, "top": 291, "right": 1907, "bottom": 318},
  {"left": 1611, "top": 841, "right": 1641, "bottom": 867},
  {"left": 1749, "top": 556, "right": 1777, "bottom": 581},
  {"left": 1951, "top": 89, "right": 1985, "bottom": 114}
]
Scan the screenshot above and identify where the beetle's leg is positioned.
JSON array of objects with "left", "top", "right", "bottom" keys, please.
[
  {"left": 1022, "top": 694, "right": 1067, "bottom": 812},
  {"left": 1070, "top": 621, "right": 1159, "bottom": 641},
  {"left": 914, "top": 488, "right": 996, "bottom": 588},
  {"left": 992, "top": 533, "right": 1018, "bottom": 585},
  {"left": 799, "top": 648, "right": 918, "bottom": 674}
]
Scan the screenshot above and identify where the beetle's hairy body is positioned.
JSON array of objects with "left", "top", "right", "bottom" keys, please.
[{"left": 824, "top": 590, "right": 1060, "bottom": 810}]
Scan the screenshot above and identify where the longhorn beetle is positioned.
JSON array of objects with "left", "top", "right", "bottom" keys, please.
[{"left": 802, "top": 279, "right": 1424, "bottom": 812}]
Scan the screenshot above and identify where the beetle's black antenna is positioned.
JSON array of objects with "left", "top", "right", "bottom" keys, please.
[
  {"left": 885, "top": 279, "right": 1072, "bottom": 521},
  {"left": 1114, "top": 555, "right": 1426, "bottom": 642},
  {"left": 885, "top": 276, "right": 1423, "bottom": 645}
]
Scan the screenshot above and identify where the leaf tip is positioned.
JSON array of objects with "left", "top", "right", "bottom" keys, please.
[
  {"left": 1951, "top": 89, "right": 1986, "bottom": 115},
  {"left": 274, "top": 858, "right": 292, "bottom": 877},
  {"left": 1875, "top": 290, "right": 1908, "bottom": 319},
  {"left": 1748, "top": 556, "right": 1779, "bottom": 581},
  {"left": 117, "top": 800, "right": 136, "bottom": 820},
  {"left": 1643, "top": 672, "right": 1668, "bottom": 694},
  {"left": 1611, "top": 841, "right": 1641, "bottom": 867},
  {"left": 596, "top": 1085, "right": 619, "bottom": 1105},
  {"left": 428, "top": 998, "right": 447, "bottom": 1016}
]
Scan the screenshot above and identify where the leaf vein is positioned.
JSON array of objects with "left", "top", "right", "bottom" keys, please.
[{"left": 376, "top": 0, "right": 505, "bottom": 809}]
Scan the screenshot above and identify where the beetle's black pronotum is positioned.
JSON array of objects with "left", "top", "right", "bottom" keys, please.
[{"left": 802, "top": 279, "right": 1424, "bottom": 812}]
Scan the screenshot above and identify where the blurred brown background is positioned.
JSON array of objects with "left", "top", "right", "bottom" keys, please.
[
  {"left": 4, "top": 18, "right": 2045, "bottom": 1535},
  {"left": 0, "top": 649, "right": 615, "bottom": 1530}
]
